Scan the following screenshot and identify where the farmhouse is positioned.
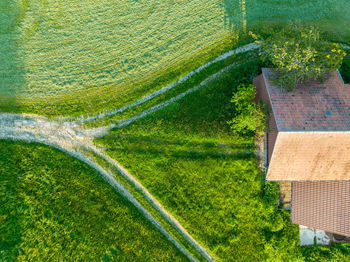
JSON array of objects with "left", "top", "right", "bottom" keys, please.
[{"left": 254, "top": 68, "right": 350, "bottom": 239}]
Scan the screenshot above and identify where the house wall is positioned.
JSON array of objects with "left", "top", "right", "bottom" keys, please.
[{"left": 253, "top": 74, "right": 278, "bottom": 164}]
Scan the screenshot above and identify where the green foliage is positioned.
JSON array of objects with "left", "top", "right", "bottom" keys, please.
[
  {"left": 301, "top": 244, "right": 350, "bottom": 262},
  {"left": 250, "top": 22, "right": 347, "bottom": 90},
  {"left": 0, "top": 140, "right": 186, "bottom": 261},
  {"left": 228, "top": 83, "right": 266, "bottom": 136},
  {"left": 340, "top": 58, "right": 350, "bottom": 83}
]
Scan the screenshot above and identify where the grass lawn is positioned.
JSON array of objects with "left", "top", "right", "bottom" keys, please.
[
  {"left": 96, "top": 61, "right": 350, "bottom": 261},
  {"left": 1, "top": 0, "right": 349, "bottom": 117},
  {"left": 0, "top": 140, "right": 187, "bottom": 261}
]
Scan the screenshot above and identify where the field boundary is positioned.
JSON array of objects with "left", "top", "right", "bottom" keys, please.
[{"left": 68, "top": 42, "right": 260, "bottom": 124}]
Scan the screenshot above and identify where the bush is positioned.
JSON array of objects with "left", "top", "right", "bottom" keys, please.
[
  {"left": 250, "top": 22, "right": 347, "bottom": 90},
  {"left": 228, "top": 83, "right": 266, "bottom": 136},
  {"left": 340, "top": 58, "right": 350, "bottom": 83}
]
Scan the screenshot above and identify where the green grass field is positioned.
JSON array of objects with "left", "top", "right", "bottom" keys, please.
[
  {"left": 96, "top": 61, "right": 350, "bottom": 261},
  {"left": 0, "top": 140, "right": 187, "bottom": 261},
  {"left": 1, "top": 0, "right": 349, "bottom": 117}
]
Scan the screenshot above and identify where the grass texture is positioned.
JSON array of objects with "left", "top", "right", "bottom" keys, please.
[
  {"left": 1, "top": 0, "right": 350, "bottom": 116},
  {"left": 96, "top": 61, "right": 350, "bottom": 261},
  {"left": 0, "top": 140, "right": 187, "bottom": 261}
]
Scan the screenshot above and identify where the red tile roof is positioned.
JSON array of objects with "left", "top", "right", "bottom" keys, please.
[
  {"left": 262, "top": 68, "right": 350, "bottom": 131},
  {"left": 267, "top": 132, "right": 350, "bottom": 181},
  {"left": 292, "top": 181, "right": 350, "bottom": 237}
]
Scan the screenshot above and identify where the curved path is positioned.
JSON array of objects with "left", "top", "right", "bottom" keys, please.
[
  {"left": 1, "top": 43, "right": 262, "bottom": 261},
  {"left": 0, "top": 113, "right": 214, "bottom": 261},
  {"left": 3, "top": 41, "right": 346, "bottom": 260},
  {"left": 57, "top": 42, "right": 260, "bottom": 124}
]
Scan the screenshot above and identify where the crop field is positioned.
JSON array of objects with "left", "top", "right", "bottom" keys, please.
[
  {"left": 96, "top": 62, "right": 350, "bottom": 261},
  {"left": 0, "top": 140, "right": 186, "bottom": 261},
  {"left": 1, "top": 0, "right": 350, "bottom": 117}
]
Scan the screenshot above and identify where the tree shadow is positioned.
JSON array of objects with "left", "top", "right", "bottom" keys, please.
[
  {"left": 0, "top": 1, "right": 27, "bottom": 113},
  {"left": 0, "top": 139, "right": 24, "bottom": 258},
  {"left": 106, "top": 135, "right": 257, "bottom": 161},
  {"left": 221, "top": 0, "right": 248, "bottom": 36},
  {"left": 113, "top": 145, "right": 256, "bottom": 161},
  {"left": 113, "top": 134, "right": 256, "bottom": 151}
]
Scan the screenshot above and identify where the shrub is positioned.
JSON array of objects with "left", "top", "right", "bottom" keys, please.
[
  {"left": 340, "top": 58, "right": 350, "bottom": 83},
  {"left": 250, "top": 22, "right": 347, "bottom": 90},
  {"left": 228, "top": 83, "right": 266, "bottom": 136}
]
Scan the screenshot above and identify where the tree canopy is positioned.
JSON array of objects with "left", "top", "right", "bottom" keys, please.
[{"left": 250, "top": 22, "right": 346, "bottom": 90}]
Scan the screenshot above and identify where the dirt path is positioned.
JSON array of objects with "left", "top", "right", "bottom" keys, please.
[
  {"left": 86, "top": 58, "right": 253, "bottom": 137},
  {"left": 0, "top": 46, "right": 262, "bottom": 261},
  {"left": 59, "top": 42, "right": 260, "bottom": 124},
  {"left": 0, "top": 113, "right": 213, "bottom": 262},
  {"left": 1, "top": 40, "right": 348, "bottom": 261}
]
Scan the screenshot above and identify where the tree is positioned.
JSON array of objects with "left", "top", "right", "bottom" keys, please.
[{"left": 250, "top": 22, "right": 347, "bottom": 90}]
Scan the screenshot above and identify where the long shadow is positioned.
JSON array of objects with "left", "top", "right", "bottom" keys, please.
[
  {"left": 0, "top": 1, "right": 26, "bottom": 113},
  {"left": 0, "top": 140, "right": 24, "bottom": 258},
  {"left": 221, "top": 0, "right": 248, "bottom": 36},
  {"left": 112, "top": 134, "right": 256, "bottom": 151},
  {"left": 107, "top": 144, "right": 256, "bottom": 161}
]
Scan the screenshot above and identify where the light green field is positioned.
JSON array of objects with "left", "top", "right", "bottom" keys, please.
[
  {"left": 1, "top": 0, "right": 349, "bottom": 116},
  {"left": 0, "top": 140, "right": 187, "bottom": 261}
]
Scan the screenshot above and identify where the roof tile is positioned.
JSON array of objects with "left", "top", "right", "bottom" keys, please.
[{"left": 262, "top": 68, "right": 350, "bottom": 131}]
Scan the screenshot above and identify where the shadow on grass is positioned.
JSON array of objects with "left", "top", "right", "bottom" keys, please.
[
  {"left": 113, "top": 134, "right": 256, "bottom": 151},
  {"left": 0, "top": 1, "right": 27, "bottom": 113},
  {"left": 0, "top": 139, "right": 24, "bottom": 258},
  {"left": 107, "top": 144, "right": 256, "bottom": 161}
]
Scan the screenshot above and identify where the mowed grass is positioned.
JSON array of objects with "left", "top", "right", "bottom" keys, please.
[
  {"left": 1, "top": 0, "right": 350, "bottom": 116},
  {"left": 96, "top": 61, "right": 350, "bottom": 261},
  {"left": 0, "top": 140, "right": 187, "bottom": 261}
]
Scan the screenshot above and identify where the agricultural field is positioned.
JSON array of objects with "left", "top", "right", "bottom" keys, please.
[
  {"left": 1, "top": 0, "right": 350, "bottom": 261},
  {"left": 0, "top": 140, "right": 186, "bottom": 261},
  {"left": 1, "top": 0, "right": 350, "bottom": 116},
  {"left": 96, "top": 61, "right": 350, "bottom": 261}
]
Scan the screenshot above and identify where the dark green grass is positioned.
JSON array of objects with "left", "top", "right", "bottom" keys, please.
[
  {"left": 0, "top": 140, "right": 187, "bottom": 261},
  {"left": 96, "top": 61, "right": 350, "bottom": 261}
]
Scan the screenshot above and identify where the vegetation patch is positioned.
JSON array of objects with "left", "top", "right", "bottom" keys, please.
[
  {"left": 1, "top": 0, "right": 349, "bottom": 116},
  {"left": 80, "top": 49, "right": 259, "bottom": 129},
  {"left": 0, "top": 140, "right": 186, "bottom": 261},
  {"left": 96, "top": 61, "right": 350, "bottom": 261},
  {"left": 340, "top": 57, "right": 350, "bottom": 83}
]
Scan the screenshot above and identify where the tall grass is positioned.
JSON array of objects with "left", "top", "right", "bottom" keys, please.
[
  {"left": 0, "top": 140, "right": 187, "bottom": 261},
  {"left": 96, "top": 61, "right": 350, "bottom": 261}
]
